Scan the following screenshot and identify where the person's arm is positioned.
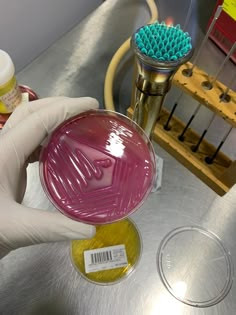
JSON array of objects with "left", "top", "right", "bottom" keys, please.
[{"left": 0, "top": 96, "right": 98, "bottom": 259}]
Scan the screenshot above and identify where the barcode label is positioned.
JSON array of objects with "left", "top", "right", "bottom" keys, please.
[
  {"left": 90, "top": 250, "right": 113, "bottom": 264},
  {"left": 84, "top": 245, "right": 128, "bottom": 273},
  {"left": 21, "top": 92, "right": 29, "bottom": 104}
]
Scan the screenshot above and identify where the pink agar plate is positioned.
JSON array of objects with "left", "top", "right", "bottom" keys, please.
[{"left": 40, "top": 110, "right": 156, "bottom": 224}]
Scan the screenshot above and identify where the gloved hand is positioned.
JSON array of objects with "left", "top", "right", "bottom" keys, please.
[{"left": 0, "top": 97, "right": 99, "bottom": 259}]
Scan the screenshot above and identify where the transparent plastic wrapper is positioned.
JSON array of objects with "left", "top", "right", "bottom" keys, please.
[{"left": 40, "top": 110, "right": 156, "bottom": 224}]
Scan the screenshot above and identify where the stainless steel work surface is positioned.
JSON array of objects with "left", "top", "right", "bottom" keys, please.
[{"left": 1, "top": 1, "right": 236, "bottom": 314}]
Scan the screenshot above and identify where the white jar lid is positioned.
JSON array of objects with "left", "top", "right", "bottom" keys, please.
[{"left": 0, "top": 49, "right": 15, "bottom": 86}]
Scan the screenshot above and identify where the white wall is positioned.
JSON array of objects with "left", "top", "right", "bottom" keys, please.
[{"left": 0, "top": 0, "right": 101, "bottom": 72}]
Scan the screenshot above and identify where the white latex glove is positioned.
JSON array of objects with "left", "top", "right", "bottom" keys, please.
[{"left": 0, "top": 97, "right": 99, "bottom": 259}]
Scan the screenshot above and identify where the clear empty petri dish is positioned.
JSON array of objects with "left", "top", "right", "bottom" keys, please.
[
  {"left": 157, "top": 226, "right": 233, "bottom": 308},
  {"left": 40, "top": 110, "right": 156, "bottom": 224},
  {"left": 70, "top": 218, "right": 142, "bottom": 285}
]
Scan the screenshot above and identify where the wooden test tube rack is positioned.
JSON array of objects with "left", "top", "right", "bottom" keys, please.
[{"left": 127, "top": 62, "right": 236, "bottom": 196}]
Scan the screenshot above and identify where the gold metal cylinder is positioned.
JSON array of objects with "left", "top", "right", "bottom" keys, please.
[{"left": 131, "top": 25, "right": 194, "bottom": 138}]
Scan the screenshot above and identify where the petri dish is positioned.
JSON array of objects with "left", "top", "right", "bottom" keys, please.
[
  {"left": 157, "top": 226, "right": 233, "bottom": 308},
  {"left": 19, "top": 85, "right": 39, "bottom": 101},
  {"left": 40, "top": 110, "right": 156, "bottom": 224},
  {"left": 70, "top": 218, "right": 142, "bottom": 285},
  {"left": 0, "top": 85, "right": 38, "bottom": 129}
]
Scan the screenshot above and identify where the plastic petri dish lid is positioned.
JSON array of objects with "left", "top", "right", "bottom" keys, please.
[
  {"left": 157, "top": 226, "right": 233, "bottom": 308},
  {"left": 40, "top": 110, "right": 156, "bottom": 224},
  {"left": 70, "top": 218, "right": 142, "bottom": 285}
]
